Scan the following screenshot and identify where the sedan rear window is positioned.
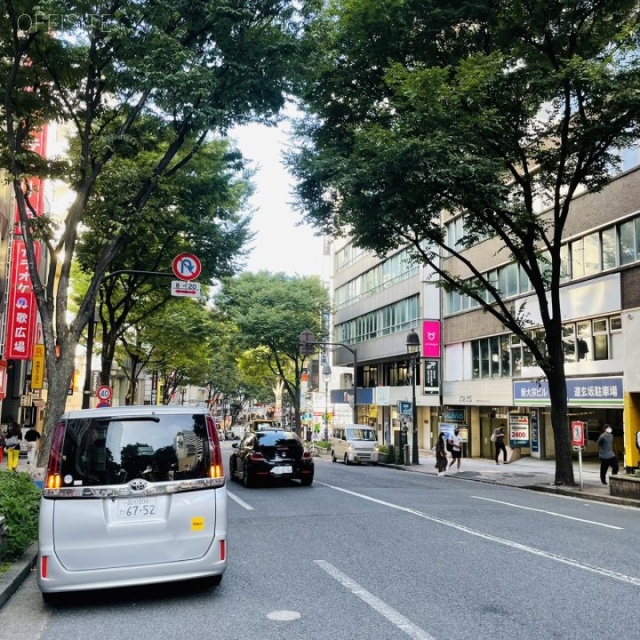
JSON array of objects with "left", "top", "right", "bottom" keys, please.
[
  {"left": 59, "top": 414, "right": 211, "bottom": 486},
  {"left": 255, "top": 431, "right": 300, "bottom": 446}
]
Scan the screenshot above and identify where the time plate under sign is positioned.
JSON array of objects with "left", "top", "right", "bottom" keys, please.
[{"left": 171, "top": 280, "right": 201, "bottom": 298}]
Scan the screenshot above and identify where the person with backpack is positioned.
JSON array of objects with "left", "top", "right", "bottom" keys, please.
[
  {"left": 5, "top": 422, "right": 22, "bottom": 472},
  {"left": 492, "top": 424, "right": 509, "bottom": 465}
]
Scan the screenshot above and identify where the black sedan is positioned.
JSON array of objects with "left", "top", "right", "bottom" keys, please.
[{"left": 229, "top": 429, "right": 314, "bottom": 487}]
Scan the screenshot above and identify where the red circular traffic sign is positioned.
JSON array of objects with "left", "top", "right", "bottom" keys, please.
[
  {"left": 96, "top": 401, "right": 111, "bottom": 408},
  {"left": 172, "top": 253, "right": 202, "bottom": 281},
  {"left": 96, "top": 385, "right": 113, "bottom": 401}
]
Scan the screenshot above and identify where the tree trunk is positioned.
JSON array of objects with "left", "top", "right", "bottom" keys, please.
[
  {"left": 545, "top": 326, "right": 575, "bottom": 485},
  {"left": 36, "top": 344, "right": 77, "bottom": 466}
]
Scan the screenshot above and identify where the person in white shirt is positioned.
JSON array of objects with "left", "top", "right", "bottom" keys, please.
[{"left": 447, "top": 428, "right": 463, "bottom": 472}]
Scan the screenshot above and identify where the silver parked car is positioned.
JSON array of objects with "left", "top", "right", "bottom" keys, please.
[{"left": 37, "top": 406, "right": 227, "bottom": 603}]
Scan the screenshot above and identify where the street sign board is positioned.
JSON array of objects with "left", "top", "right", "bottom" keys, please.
[
  {"left": 96, "top": 385, "right": 113, "bottom": 401},
  {"left": 171, "top": 280, "right": 201, "bottom": 298},
  {"left": 172, "top": 253, "right": 202, "bottom": 281}
]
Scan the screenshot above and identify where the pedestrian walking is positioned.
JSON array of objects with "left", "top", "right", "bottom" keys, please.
[
  {"left": 492, "top": 424, "right": 508, "bottom": 465},
  {"left": 5, "top": 422, "right": 22, "bottom": 472},
  {"left": 596, "top": 424, "right": 618, "bottom": 486},
  {"left": 447, "top": 427, "right": 463, "bottom": 472},
  {"left": 24, "top": 425, "right": 41, "bottom": 467},
  {"left": 435, "top": 432, "right": 448, "bottom": 476}
]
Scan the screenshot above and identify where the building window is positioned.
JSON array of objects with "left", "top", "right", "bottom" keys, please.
[
  {"left": 472, "top": 341, "right": 480, "bottom": 379},
  {"left": 571, "top": 238, "right": 584, "bottom": 279},
  {"left": 601, "top": 227, "right": 617, "bottom": 271},
  {"left": 583, "top": 232, "right": 600, "bottom": 275}
]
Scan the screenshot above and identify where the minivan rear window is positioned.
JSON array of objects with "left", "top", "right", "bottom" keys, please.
[{"left": 59, "top": 414, "right": 211, "bottom": 486}]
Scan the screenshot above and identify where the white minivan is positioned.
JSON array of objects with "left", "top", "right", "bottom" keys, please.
[
  {"left": 37, "top": 405, "right": 227, "bottom": 603},
  {"left": 331, "top": 425, "right": 377, "bottom": 464}
]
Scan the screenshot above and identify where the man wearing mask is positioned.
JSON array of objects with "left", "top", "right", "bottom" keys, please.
[
  {"left": 596, "top": 424, "right": 618, "bottom": 486},
  {"left": 447, "top": 427, "right": 463, "bottom": 472}
]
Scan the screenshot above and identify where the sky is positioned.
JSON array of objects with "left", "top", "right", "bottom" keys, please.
[{"left": 231, "top": 121, "right": 327, "bottom": 279}]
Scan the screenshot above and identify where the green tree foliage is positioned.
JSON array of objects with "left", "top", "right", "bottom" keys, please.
[
  {"left": 0, "top": 0, "right": 311, "bottom": 457},
  {"left": 217, "top": 271, "right": 330, "bottom": 433},
  {"left": 0, "top": 471, "right": 41, "bottom": 561},
  {"left": 74, "top": 137, "right": 253, "bottom": 384},
  {"left": 130, "top": 299, "right": 218, "bottom": 403},
  {"left": 290, "top": 0, "right": 640, "bottom": 484}
]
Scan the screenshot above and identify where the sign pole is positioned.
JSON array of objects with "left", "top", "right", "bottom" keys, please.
[{"left": 578, "top": 447, "right": 583, "bottom": 490}]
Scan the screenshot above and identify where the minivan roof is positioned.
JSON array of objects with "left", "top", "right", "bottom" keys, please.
[{"left": 60, "top": 405, "right": 209, "bottom": 420}]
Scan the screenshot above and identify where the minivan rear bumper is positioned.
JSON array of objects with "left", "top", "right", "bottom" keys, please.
[{"left": 37, "top": 536, "right": 227, "bottom": 594}]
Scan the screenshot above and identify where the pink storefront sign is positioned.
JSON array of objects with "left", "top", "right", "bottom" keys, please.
[{"left": 422, "top": 320, "right": 441, "bottom": 358}]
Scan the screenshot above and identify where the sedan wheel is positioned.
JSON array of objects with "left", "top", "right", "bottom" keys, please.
[
  {"left": 243, "top": 463, "right": 253, "bottom": 488},
  {"left": 344, "top": 453, "right": 350, "bottom": 465},
  {"left": 229, "top": 457, "right": 237, "bottom": 481},
  {"left": 300, "top": 474, "right": 314, "bottom": 487},
  {"left": 331, "top": 450, "right": 337, "bottom": 462}
]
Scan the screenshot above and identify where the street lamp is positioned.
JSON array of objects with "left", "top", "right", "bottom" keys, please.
[
  {"left": 406, "top": 329, "right": 421, "bottom": 465},
  {"left": 322, "top": 363, "right": 332, "bottom": 441}
]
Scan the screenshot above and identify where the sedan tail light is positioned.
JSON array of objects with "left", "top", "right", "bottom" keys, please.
[
  {"left": 249, "top": 452, "right": 265, "bottom": 461},
  {"left": 302, "top": 451, "right": 313, "bottom": 460}
]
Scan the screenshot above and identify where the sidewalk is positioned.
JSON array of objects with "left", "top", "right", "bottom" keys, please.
[
  {"left": 401, "top": 449, "right": 640, "bottom": 508},
  {"left": 1, "top": 450, "right": 637, "bottom": 610}
]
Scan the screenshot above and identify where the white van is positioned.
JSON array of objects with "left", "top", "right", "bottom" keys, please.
[
  {"left": 37, "top": 405, "right": 227, "bottom": 603},
  {"left": 331, "top": 425, "right": 377, "bottom": 464}
]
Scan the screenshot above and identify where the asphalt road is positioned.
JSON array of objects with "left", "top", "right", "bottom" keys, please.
[{"left": 2, "top": 443, "right": 639, "bottom": 640}]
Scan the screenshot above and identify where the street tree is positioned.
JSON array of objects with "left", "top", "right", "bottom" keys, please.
[
  {"left": 0, "top": 0, "right": 310, "bottom": 458},
  {"left": 75, "top": 136, "right": 253, "bottom": 385},
  {"left": 217, "top": 271, "right": 330, "bottom": 434},
  {"left": 290, "top": 0, "right": 640, "bottom": 484},
  {"left": 138, "top": 299, "right": 218, "bottom": 404}
]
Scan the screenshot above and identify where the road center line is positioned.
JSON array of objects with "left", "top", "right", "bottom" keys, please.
[
  {"left": 471, "top": 496, "right": 623, "bottom": 529},
  {"left": 315, "top": 560, "right": 436, "bottom": 640},
  {"left": 227, "top": 490, "right": 254, "bottom": 510},
  {"left": 318, "top": 482, "right": 640, "bottom": 586}
]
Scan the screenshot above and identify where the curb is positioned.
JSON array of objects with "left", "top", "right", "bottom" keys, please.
[{"left": 0, "top": 543, "right": 38, "bottom": 609}]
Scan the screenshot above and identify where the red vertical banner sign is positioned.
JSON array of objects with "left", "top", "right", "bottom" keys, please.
[
  {"left": 4, "top": 239, "right": 41, "bottom": 359},
  {"left": 5, "top": 124, "right": 47, "bottom": 360}
]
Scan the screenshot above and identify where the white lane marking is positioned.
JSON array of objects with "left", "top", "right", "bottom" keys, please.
[
  {"left": 317, "top": 482, "right": 640, "bottom": 587},
  {"left": 267, "top": 610, "right": 301, "bottom": 621},
  {"left": 315, "top": 560, "right": 436, "bottom": 640},
  {"left": 227, "top": 490, "right": 254, "bottom": 510},
  {"left": 471, "top": 496, "right": 624, "bottom": 529}
]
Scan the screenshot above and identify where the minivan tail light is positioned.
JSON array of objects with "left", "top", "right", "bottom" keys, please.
[
  {"left": 43, "top": 421, "right": 66, "bottom": 495},
  {"left": 206, "top": 416, "right": 225, "bottom": 484},
  {"left": 41, "top": 555, "right": 48, "bottom": 579},
  {"left": 209, "top": 464, "right": 223, "bottom": 479}
]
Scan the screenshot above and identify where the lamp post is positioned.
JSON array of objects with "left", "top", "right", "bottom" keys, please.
[
  {"left": 322, "top": 363, "right": 332, "bottom": 441},
  {"left": 406, "top": 329, "right": 421, "bottom": 465}
]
